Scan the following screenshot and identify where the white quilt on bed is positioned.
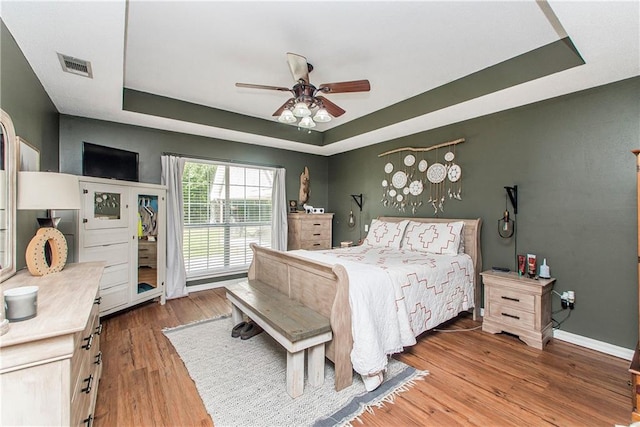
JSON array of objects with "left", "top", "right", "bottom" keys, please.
[{"left": 290, "top": 246, "right": 475, "bottom": 376}]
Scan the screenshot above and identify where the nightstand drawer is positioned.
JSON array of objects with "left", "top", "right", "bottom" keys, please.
[
  {"left": 488, "top": 287, "right": 535, "bottom": 312},
  {"left": 488, "top": 303, "right": 536, "bottom": 329}
]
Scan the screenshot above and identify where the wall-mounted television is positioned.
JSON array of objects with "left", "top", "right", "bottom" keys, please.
[{"left": 82, "top": 142, "right": 139, "bottom": 182}]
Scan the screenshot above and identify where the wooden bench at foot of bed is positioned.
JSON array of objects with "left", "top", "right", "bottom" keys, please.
[{"left": 226, "top": 280, "right": 333, "bottom": 398}]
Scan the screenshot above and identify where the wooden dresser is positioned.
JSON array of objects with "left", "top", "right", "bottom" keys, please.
[
  {"left": 0, "top": 262, "right": 105, "bottom": 426},
  {"left": 631, "top": 149, "right": 640, "bottom": 422},
  {"left": 287, "top": 212, "right": 333, "bottom": 250},
  {"left": 481, "top": 270, "right": 555, "bottom": 350}
]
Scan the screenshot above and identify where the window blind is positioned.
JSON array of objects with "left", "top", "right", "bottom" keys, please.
[{"left": 182, "top": 161, "right": 273, "bottom": 279}]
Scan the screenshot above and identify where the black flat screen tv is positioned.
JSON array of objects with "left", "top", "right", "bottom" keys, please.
[{"left": 82, "top": 142, "right": 139, "bottom": 182}]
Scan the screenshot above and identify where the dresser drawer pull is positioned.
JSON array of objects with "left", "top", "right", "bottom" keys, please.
[
  {"left": 313, "top": 243, "right": 321, "bottom": 246},
  {"left": 83, "top": 414, "right": 93, "bottom": 427},
  {"left": 95, "top": 351, "right": 103, "bottom": 365},
  {"left": 81, "top": 374, "right": 94, "bottom": 394},
  {"left": 94, "top": 296, "right": 102, "bottom": 305},
  {"left": 313, "top": 223, "right": 321, "bottom": 226},
  {"left": 82, "top": 334, "right": 94, "bottom": 350},
  {"left": 95, "top": 324, "right": 103, "bottom": 335},
  {"left": 501, "top": 312, "right": 520, "bottom": 320},
  {"left": 501, "top": 296, "right": 520, "bottom": 302},
  {"left": 313, "top": 233, "right": 321, "bottom": 236}
]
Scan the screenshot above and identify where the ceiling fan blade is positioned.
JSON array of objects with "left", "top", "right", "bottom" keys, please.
[
  {"left": 316, "top": 96, "right": 346, "bottom": 117},
  {"left": 272, "top": 98, "right": 295, "bottom": 116},
  {"left": 319, "top": 79, "right": 371, "bottom": 94},
  {"left": 236, "top": 82, "right": 291, "bottom": 92},
  {"left": 286, "top": 52, "right": 309, "bottom": 84}
]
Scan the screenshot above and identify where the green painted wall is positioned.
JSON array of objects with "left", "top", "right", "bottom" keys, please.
[
  {"left": 328, "top": 76, "right": 640, "bottom": 349},
  {"left": 58, "top": 116, "right": 329, "bottom": 212},
  {"left": 0, "top": 20, "right": 59, "bottom": 269}
]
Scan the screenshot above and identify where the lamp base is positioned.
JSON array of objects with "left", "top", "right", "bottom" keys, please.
[{"left": 37, "top": 217, "right": 61, "bottom": 228}]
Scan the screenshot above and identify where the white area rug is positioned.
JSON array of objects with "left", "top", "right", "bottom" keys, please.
[{"left": 163, "top": 316, "right": 428, "bottom": 427}]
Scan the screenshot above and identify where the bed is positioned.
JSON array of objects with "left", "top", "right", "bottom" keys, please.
[{"left": 247, "top": 216, "right": 482, "bottom": 391}]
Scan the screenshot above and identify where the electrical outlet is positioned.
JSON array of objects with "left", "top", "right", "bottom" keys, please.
[
  {"left": 364, "top": 224, "right": 369, "bottom": 232},
  {"left": 567, "top": 290, "right": 575, "bottom": 309}
]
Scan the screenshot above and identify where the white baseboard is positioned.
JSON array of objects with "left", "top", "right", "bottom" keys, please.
[
  {"left": 552, "top": 329, "right": 634, "bottom": 361},
  {"left": 187, "top": 277, "right": 246, "bottom": 293},
  {"left": 479, "top": 308, "right": 633, "bottom": 360}
]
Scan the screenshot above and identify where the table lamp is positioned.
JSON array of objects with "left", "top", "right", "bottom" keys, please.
[{"left": 17, "top": 171, "right": 81, "bottom": 276}]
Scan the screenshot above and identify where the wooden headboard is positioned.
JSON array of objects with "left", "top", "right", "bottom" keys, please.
[{"left": 378, "top": 217, "right": 483, "bottom": 317}]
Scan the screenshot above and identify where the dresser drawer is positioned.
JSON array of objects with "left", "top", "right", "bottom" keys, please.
[
  {"left": 71, "top": 299, "right": 100, "bottom": 398},
  {"left": 488, "top": 286, "right": 536, "bottom": 312},
  {"left": 100, "top": 263, "right": 129, "bottom": 290},
  {"left": 100, "top": 284, "right": 129, "bottom": 312},
  {"left": 80, "top": 242, "right": 129, "bottom": 266},
  {"left": 83, "top": 228, "right": 129, "bottom": 248},
  {"left": 299, "top": 226, "right": 331, "bottom": 241},
  {"left": 299, "top": 239, "right": 331, "bottom": 250}
]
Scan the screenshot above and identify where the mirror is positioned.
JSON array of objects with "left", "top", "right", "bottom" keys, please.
[{"left": 0, "top": 108, "right": 17, "bottom": 283}]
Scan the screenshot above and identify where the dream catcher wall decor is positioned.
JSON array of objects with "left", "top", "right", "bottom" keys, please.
[{"left": 378, "top": 138, "right": 465, "bottom": 214}]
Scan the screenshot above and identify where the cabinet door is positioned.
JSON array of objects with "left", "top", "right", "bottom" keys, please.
[
  {"left": 132, "top": 189, "right": 166, "bottom": 303},
  {"left": 81, "top": 182, "right": 129, "bottom": 230}
]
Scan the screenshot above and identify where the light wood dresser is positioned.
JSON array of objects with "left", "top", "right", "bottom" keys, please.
[
  {"left": 287, "top": 212, "right": 333, "bottom": 250},
  {"left": 481, "top": 270, "right": 555, "bottom": 350},
  {"left": 0, "top": 262, "right": 105, "bottom": 426}
]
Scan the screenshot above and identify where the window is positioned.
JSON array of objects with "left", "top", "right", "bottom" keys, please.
[{"left": 182, "top": 161, "right": 273, "bottom": 278}]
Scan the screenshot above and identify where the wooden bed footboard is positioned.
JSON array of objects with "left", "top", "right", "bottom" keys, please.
[
  {"left": 247, "top": 217, "right": 482, "bottom": 391},
  {"left": 248, "top": 243, "right": 354, "bottom": 391}
]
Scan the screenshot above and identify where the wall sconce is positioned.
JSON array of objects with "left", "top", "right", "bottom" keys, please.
[
  {"left": 348, "top": 194, "right": 363, "bottom": 229},
  {"left": 17, "top": 171, "right": 81, "bottom": 276},
  {"left": 498, "top": 185, "right": 517, "bottom": 239}
]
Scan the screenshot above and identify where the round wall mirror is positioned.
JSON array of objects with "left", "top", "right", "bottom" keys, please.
[{"left": 0, "top": 108, "right": 17, "bottom": 283}]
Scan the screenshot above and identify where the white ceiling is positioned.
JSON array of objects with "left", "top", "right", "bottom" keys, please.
[{"left": 1, "top": 1, "right": 638, "bottom": 156}]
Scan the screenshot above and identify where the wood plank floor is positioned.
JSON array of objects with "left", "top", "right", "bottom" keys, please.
[{"left": 93, "top": 288, "right": 632, "bottom": 426}]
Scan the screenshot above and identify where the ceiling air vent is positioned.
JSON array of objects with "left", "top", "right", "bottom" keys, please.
[{"left": 57, "top": 53, "right": 93, "bottom": 78}]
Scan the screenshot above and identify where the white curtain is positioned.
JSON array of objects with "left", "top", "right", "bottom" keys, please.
[
  {"left": 161, "top": 155, "right": 189, "bottom": 299},
  {"left": 271, "top": 168, "right": 287, "bottom": 251}
]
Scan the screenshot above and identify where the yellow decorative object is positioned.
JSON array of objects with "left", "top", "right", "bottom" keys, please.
[{"left": 25, "top": 227, "right": 68, "bottom": 276}]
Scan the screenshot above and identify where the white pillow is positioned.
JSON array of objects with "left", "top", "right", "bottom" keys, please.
[
  {"left": 362, "top": 219, "right": 409, "bottom": 249},
  {"left": 403, "top": 221, "right": 464, "bottom": 255}
]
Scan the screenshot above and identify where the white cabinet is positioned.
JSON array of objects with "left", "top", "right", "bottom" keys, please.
[{"left": 77, "top": 177, "right": 166, "bottom": 316}]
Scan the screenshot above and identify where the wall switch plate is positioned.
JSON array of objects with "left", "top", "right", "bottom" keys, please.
[{"left": 364, "top": 224, "right": 369, "bottom": 232}]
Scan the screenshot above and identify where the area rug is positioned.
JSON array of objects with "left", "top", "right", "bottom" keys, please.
[{"left": 163, "top": 316, "right": 428, "bottom": 427}]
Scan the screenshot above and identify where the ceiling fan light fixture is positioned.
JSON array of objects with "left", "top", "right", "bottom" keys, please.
[
  {"left": 292, "top": 102, "right": 311, "bottom": 117},
  {"left": 313, "top": 107, "right": 331, "bottom": 123},
  {"left": 298, "top": 116, "right": 316, "bottom": 129},
  {"left": 278, "top": 109, "right": 296, "bottom": 123}
]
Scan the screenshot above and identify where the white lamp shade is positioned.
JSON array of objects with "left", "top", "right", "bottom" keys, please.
[
  {"left": 313, "top": 108, "right": 331, "bottom": 123},
  {"left": 298, "top": 116, "right": 316, "bottom": 129},
  {"left": 278, "top": 109, "right": 297, "bottom": 123},
  {"left": 292, "top": 102, "right": 311, "bottom": 118},
  {"left": 18, "top": 172, "right": 81, "bottom": 210}
]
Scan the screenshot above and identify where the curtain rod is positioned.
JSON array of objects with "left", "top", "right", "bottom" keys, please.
[{"left": 162, "top": 152, "right": 284, "bottom": 169}]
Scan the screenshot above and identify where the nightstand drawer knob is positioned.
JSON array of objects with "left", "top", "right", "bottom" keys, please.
[
  {"left": 501, "top": 312, "right": 520, "bottom": 320},
  {"left": 501, "top": 296, "right": 520, "bottom": 302}
]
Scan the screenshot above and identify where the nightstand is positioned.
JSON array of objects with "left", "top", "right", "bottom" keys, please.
[{"left": 481, "top": 271, "right": 555, "bottom": 349}]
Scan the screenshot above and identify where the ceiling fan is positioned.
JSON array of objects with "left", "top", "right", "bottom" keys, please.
[{"left": 235, "top": 53, "right": 370, "bottom": 128}]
